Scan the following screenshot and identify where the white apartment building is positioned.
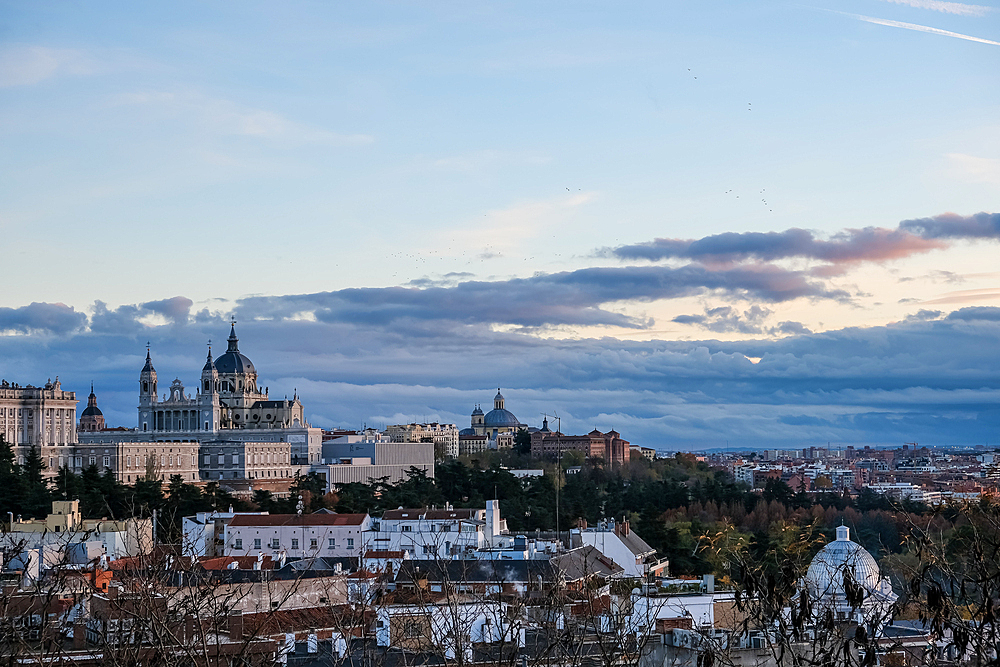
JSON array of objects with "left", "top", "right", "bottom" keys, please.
[
  {"left": 571, "top": 518, "right": 668, "bottom": 579},
  {"left": 371, "top": 501, "right": 507, "bottom": 559},
  {"left": 385, "top": 422, "right": 459, "bottom": 458},
  {"left": 182, "top": 510, "right": 270, "bottom": 558},
  {"left": 223, "top": 512, "right": 372, "bottom": 560},
  {"left": 868, "top": 482, "right": 942, "bottom": 504}
]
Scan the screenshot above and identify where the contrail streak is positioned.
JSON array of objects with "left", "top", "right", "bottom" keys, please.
[
  {"left": 850, "top": 12, "right": 1000, "bottom": 45},
  {"left": 880, "top": 0, "right": 991, "bottom": 18}
]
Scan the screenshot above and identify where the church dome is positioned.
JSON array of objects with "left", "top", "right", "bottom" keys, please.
[
  {"left": 81, "top": 385, "right": 103, "bottom": 417},
  {"left": 458, "top": 427, "right": 477, "bottom": 436},
  {"left": 81, "top": 404, "right": 103, "bottom": 418},
  {"left": 804, "top": 526, "right": 882, "bottom": 599},
  {"left": 484, "top": 408, "right": 520, "bottom": 428},
  {"left": 214, "top": 324, "right": 256, "bottom": 375}
]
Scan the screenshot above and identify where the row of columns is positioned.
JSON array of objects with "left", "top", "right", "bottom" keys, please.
[{"left": 154, "top": 409, "right": 205, "bottom": 431}]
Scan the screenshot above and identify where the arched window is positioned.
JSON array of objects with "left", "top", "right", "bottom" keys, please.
[{"left": 143, "top": 382, "right": 148, "bottom": 392}]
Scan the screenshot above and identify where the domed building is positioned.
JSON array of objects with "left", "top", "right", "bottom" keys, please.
[
  {"left": 460, "top": 389, "right": 525, "bottom": 449},
  {"left": 78, "top": 384, "right": 106, "bottom": 432},
  {"left": 802, "top": 525, "right": 897, "bottom": 624}
]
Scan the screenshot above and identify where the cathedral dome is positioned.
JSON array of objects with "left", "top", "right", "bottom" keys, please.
[
  {"left": 81, "top": 404, "right": 103, "bottom": 418},
  {"left": 804, "top": 526, "right": 882, "bottom": 599},
  {"left": 214, "top": 324, "right": 256, "bottom": 375},
  {"left": 483, "top": 408, "right": 520, "bottom": 428}
]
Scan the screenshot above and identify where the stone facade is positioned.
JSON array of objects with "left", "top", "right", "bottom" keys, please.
[
  {"left": 0, "top": 378, "right": 78, "bottom": 474},
  {"left": 78, "top": 324, "right": 322, "bottom": 483},
  {"left": 68, "top": 440, "right": 201, "bottom": 484},
  {"left": 385, "top": 422, "right": 458, "bottom": 458}
]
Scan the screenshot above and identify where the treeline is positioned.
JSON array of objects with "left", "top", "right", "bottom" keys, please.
[
  {"left": 332, "top": 455, "right": 947, "bottom": 576},
  {"left": 5, "top": 427, "right": 956, "bottom": 579}
]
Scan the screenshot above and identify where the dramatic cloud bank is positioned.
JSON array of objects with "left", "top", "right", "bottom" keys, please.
[
  {"left": 3, "top": 212, "right": 998, "bottom": 449},
  {"left": 234, "top": 263, "right": 846, "bottom": 330},
  {"left": 1, "top": 300, "right": 999, "bottom": 450}
]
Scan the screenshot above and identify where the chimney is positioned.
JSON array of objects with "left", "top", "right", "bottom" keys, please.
[
  {"left": 73, "top": 620, "right": 87, "bottom": 650},
  {"left": 229, "top": 611, "right": 243, "bottom": 642},
  {"left": 107, "top": 583, "right": 119, "bottom": 601}
]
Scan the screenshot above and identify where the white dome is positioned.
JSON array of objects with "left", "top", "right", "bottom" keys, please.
[{"left": 804, "top": 526, "right": 883, "bottom": 599}]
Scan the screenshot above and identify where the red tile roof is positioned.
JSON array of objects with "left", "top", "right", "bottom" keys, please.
[{"left": 228, "top": 513, "right": 368, "bottom": 527}]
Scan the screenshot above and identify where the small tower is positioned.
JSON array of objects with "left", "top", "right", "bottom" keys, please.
[
  {"left": 198, "top": 343, "right": 221, "bottom": 433},
  {"left": 494, "top": 388, "right": 505, "bottom": 411},
  {"left": 138, "top": 346, "right": 158, "bottom": 432},
  {"left": 79, "top": 383, "right": 106, "bottom": 432},
  {"left": 471, "top": 404, "right": 485, "bottom": 435}
]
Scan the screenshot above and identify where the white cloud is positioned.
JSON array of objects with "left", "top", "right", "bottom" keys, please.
[
  {"left": 879, "top": 0, "right": 992, "bottom": 16},
  {"left": 0, "top": 45, "right": 96, "bottom": 87}
]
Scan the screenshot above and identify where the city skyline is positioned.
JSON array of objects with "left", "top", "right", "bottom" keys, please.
[{"left": 1, "top": 1, "right": 998, "bottom": 448}]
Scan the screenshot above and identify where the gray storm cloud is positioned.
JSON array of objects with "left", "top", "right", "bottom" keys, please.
[
  {"left": 0, "top": 302, "right": 87, "bottom": 335},
  {"left": 234, "top": 263, "right": 845, "bottom": 329},
  {"left": 1, "top": 304, "right": 999, "bottom": 448}
]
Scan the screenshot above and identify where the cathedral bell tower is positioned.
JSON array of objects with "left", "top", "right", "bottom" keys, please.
[
  {"left": 198, "top": 343, "right": 221, "bottom": 433},
  {"left": 138, "top": 347, "right": 158, "bottom": 432}
]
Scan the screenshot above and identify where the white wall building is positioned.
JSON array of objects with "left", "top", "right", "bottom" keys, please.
[
  {"left": 223, "top": 512, "right": 372, "bottom": 560},
  {"left": 182, "top": 510, "right": 271, "bottom": 558},
  {"left": 571, "top": 518, "right": 668, "bottom": 579},
  {"left": 371, "top": 501, "right": 507, "bottom": 559}
]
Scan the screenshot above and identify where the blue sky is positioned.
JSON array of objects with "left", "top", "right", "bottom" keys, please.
[{"left": 1, "top": 1, "right": 998, "bottom": 449}]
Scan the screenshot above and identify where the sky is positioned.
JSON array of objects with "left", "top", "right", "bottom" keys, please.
[{"left": 1, "top": 0, "right": 998, "bottom": 450}]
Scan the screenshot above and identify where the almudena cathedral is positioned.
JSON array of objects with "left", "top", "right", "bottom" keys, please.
[{"left": 0, "top": 324, "right": 433, "bottom": 494}]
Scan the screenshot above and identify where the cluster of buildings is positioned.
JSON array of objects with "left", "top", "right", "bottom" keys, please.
[
  {"left": 2, "top": 324, "right": 644, "bottom": 501},
  {"left": 1, "top": 495, "right": 945, "bottom": 667},
  {"left": 717, "top": 442, "right": 1000, "bottom": 502},
  {"left": 0, "top": 325, "right": 437, "bottom": 497}
]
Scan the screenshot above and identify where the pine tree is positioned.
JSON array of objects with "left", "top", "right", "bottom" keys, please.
[
  {"left": 20, "top": 445, "right": 50, "bottom": 518},
  {"left": 0, "top": 434, "right": 22, "bottom": 519}
]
